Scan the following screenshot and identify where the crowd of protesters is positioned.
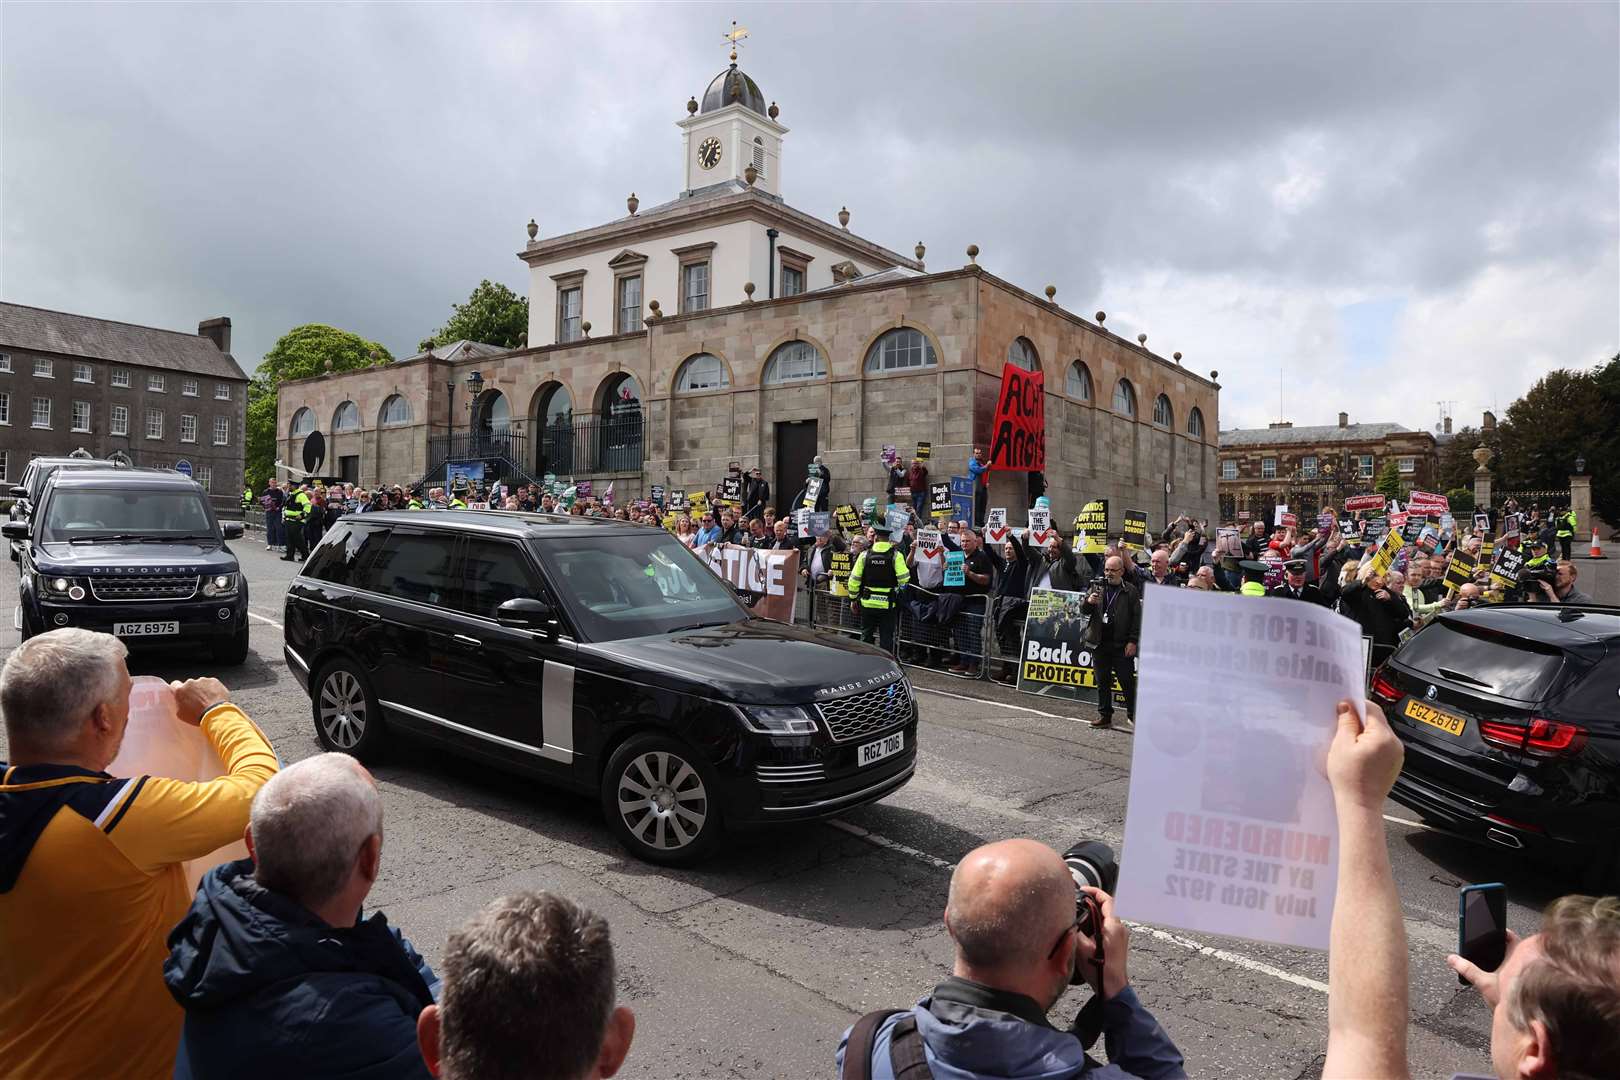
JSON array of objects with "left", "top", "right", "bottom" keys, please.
[{"left": 2, "top": 627, "right": 1614, "bottom": 1080}]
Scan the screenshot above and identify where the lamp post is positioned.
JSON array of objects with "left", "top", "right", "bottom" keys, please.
[{"left": 1575, "top": 456, "right": 1586, "bottom": 476}]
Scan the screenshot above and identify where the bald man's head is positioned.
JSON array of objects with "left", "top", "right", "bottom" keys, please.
[{"left": 945, "top": 839, "right": 1075, "bottom": 972}]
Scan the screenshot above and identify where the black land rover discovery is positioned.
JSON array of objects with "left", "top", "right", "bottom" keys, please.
[
  {"left": 5, "top": 468, "right": 250, "bottom": 664},
  {"left": 283, "top": 510, "right": 918, "bottom": 864}
]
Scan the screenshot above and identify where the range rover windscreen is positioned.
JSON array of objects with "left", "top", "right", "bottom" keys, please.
[{"left": 541, "top": 531, "right": 747, "bottom": 640}]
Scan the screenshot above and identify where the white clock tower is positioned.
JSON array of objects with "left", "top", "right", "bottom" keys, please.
[{"left": 677, "top": 60, "right": 788, "bottom": 197}]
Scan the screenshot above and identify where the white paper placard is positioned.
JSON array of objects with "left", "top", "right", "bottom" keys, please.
[
  {"left": 1115, "top": 588, "right": 1366, "bottom": 950},
  {"left": 1028, "top": 508, "right": 1050, "bottom": 533}
]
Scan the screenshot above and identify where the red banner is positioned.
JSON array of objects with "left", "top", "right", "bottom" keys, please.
[
  {"left": 1344, "top": 494, "right": 1385, "bottom": 512},
  {"left": 988, "top": 362, "right": 1045, "bottom": 472},
  {"left": 1406, "top": 490, "right": 1449, "bottom": 513}
]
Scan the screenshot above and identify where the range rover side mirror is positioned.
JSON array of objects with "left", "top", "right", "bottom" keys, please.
[
  {"left": 9, "top": 486, "right": 26, "bottom": 500},
  {"left": 221, "top": 522, "right": 244, "bottom": 540},
  {"left": 497, "top": 597, "right": 556, "bottom": 633},
  {"left": 1, "top": 522, "right": 28, "bottom": 540}
]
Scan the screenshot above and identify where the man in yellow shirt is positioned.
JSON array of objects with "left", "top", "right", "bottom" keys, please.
[{"left": 0, "top": 628, "right": 279, "bottom": 1080}]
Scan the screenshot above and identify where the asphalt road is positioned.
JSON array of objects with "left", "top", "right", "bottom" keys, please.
[{"left": 5, "top": 537, "right": 1580, "bottom": 1079}]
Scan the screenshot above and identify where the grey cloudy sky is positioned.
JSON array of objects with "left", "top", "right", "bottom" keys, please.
[{"left": 4, "top": 2, "right": 1615, "bottom": 435}]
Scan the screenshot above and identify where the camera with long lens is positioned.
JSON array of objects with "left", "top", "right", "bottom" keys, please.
[{"left": 1062, "top": 840, "right": 1119, "bottom": 985}]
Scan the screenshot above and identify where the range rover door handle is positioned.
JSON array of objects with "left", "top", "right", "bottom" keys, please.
[
  {"left": 452, "top": 634, "right": 483, "bottom": 648},
  {"left": 355, "top": 609, "right": 381, "bottom": 621}
]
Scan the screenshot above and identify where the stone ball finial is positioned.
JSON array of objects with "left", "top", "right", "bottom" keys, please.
[
  {"left": 966, "top": 244, "right": 979, "bottom": 264},
  {"left": 768, "top": 101, "right": 780, "bottom": 119},
  {"left": 744, "top": 281, "right": 755, "bottom": 300},
  {"left": 1137, "top": 333, "right": 1147, "bottom": 345},
  {"left": 1095, "top": 311, "right": 1106, "bottom": 324},
  {"left": 838, "top": 206, "right": 850, "bottom": 228},
  {"left": 648, "top": 299, "right": 661, "bottom": 319},
  {"left": 915, "top": 241, "right": 925, "bottom": 263},
  {"left": 1210, "top": 369, "right": 1219, "bottom": 381},
  {"left": 581, "top": 321, "right": 591, "bottom": 338},
  {"left": 519, "top": 332, "right": 527, "bottom": 347},
  {"left": 1173, "top": 351, "right": 1182, "bottom": 362},
  {"left": 627, "top": 192, "right": 639, "bottom": 215},
  {"left": 323, "top": 357, "right": 334, "bottom": 372},
  {"left": 686, "top": 96, "right": 698, "bottom": 115},
  {"left": 368, "top": 349, "right": 379, "bottom": 363},
  {"left": 526, "top": 218, "right": 538, "bottom": 241},
  {"left": 744, "top": 164, "right": 758, "bottom": 187},
  {"left": 1044, "top": 285, "right": 1056, "bottom": 301},
  {"left": 1472, "top": 445, "right": 1495, "bottom": 472}
]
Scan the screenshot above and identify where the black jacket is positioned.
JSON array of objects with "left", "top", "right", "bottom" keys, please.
[
  {"left": 1334, "top": 580, "right": 1411, "bottom": 651},
  {"left": 1082, "top": 581, "right": 1142, "bottom": 648},
  {"left": 1269, "top": 582, "right": 1328, "bottom": 605},
  {"left": 742, "top": 477, "right": 771, "bottom": 520},
  {"left": 164, "top": 860, "right": 437, "bottom": 1080}
]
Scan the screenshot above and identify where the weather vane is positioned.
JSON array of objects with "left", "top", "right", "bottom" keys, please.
[{"left": 723, "top": 20, "right": 748, "bottom": 63}]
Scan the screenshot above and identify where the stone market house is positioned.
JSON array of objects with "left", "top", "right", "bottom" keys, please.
[
  {"left": 0, "top": 303, "right": 248, "bottom": 509},
  {"left": 1217, "top": 413, "right": 1440, "bottom": 525},
  {"left": 279, "top": 58, "right": 1220, "bottom": 531}
]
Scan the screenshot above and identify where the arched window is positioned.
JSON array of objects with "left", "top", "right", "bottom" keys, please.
[
  {"left": 599, "top": 372, "right": 642, "bottom": 417},
  {"left": 536, "top": 383, "right": 572, "bottom": 427},
  {"left": 1007, "top": 337, "right": 1038, "bottom": 372},
  {"left": 379, "top": 395, "right": 411, "bottom": 426},
  {"left": 864, "top": 327, "right": 937, "bottom": 373},
  {"left": 1187, "top": 407, "right": 1205, "bottom": 439},
  {"left": 1065, "top": 361, "right": 1093, "bottom": 401},
  {"left": 290, "top": 407, "right": 315, "bottom": 437},
  {"left": 674, "top": 353, "right": 729, "bottom": 392},
  {"left": 476, "top": 390, "right": 510, "bottom": 434},
  {"left": 331, "top": 401, "right": 359, "bottom": 431},
  {"left": 1153, "top": 394, "right": 1173, "bottom": 428},
  {"left": 1112, "top": 379, "right": 1137, "bottom": 417},
  {"left": 763, "top": 340, "right": 827, "bottom": 385}
]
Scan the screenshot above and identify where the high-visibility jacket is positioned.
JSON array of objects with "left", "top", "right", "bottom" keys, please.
[
  {"left": 282, "top": 490, "right": 311, "bottom": 524},
  {"left": 1241, "top": 580, "right": 1267, "bottom": 597},
  {"left": 240, "top": 488, "right": 253, "bottom": 511},
  {"left": 1555, "top": 511, "right": 1576, "bottom": 538},
  {"left": 407, "top": 499, "right": 423, "bottom": 510},
  {"left": 1525, "top": 553, "right": 1552, "bottom": 569},
  {"left": 849, "top": 543, "right": 910, "bottom": 610},
  {"left": 449, "top": 498, "right": 467, "bottom": 509}
]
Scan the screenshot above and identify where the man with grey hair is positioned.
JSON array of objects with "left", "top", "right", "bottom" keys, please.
[
  {"left": 165, "top": 752, "right": 438, "bottom": 1080},
  {"left": 417, "top": 890, "right": 636, "bottom": 1080},
  {"left": 0, "top": 628, "right": 277, "bottom": 1080},
  {"left": 838, "top": 838, "right": 1183, "bottom": 1079}
]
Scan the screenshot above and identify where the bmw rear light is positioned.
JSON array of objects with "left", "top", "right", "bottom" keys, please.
[
  {"left": 1370, "top": 668, "right": 1402, "bottom": 705},
  {"left": 1479, "top": 717, "right": 1587, "bottom": 757}
]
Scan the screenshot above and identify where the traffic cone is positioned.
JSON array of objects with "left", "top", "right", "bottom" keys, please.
[{"left": 1591, "top": 528, "right": 1606, "bottom": 559}]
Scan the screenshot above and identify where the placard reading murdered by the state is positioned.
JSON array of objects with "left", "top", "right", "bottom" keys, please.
[{"left": 1116, "top": 589, "right": 1366, "bottom": 950}]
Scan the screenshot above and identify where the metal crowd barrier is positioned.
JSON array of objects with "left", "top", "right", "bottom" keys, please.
[{"left": 806, "top": 584, "right": 991, "bottom": 679}]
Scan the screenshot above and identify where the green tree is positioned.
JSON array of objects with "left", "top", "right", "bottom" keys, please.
[
  {"left": 1493, "top": 366, "right": 1608, "bottom": 490},
  {"left": 1373, "top": 458, "right": 1403, "bottom": 500},
  {"left": 1435, "top": 424, "right": 1504, "bottom": 495},
  {"left": 244, "top": 325, "right": 392, "bottom": 492},
  {"left": 430, "top": 280, "right": 529, "bottom": 349},
  {"left": 1589, "top": 354, "right": 1620, "bottom": 532}
]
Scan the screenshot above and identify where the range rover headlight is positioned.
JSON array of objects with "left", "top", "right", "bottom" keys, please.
[
  {"left": 201, "top": 573, "right": 239, "bottom": 597},
  {"left": 736, "top": 704, "right": 819, "bottom": 736}
]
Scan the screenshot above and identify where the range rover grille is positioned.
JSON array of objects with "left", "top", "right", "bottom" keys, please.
[
  {"left": 755, "top": 763, "right": 826, "bottom": 784},
  {"left": 817, "top": 681, "right": 912, "bottom": 743},
  {"left": 89, "top": 575, "right": 199, "bottom": 601}
]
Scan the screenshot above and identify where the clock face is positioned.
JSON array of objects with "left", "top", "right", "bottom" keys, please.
[{"left": 698, "top": 137, "right": 722, "bottom": 170}]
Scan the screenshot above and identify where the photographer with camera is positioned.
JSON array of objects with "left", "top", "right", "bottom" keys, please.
[
  {"left": 1524, "top": 559, "right": 1594, "bottom": 606},
  {"left": 836, "top": 839, "right": 1185, "bottom": 1080}
]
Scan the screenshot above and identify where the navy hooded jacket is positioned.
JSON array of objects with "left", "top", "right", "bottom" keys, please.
[{"left": 164, "top": 859, "right": 437, "bottom": 1080}]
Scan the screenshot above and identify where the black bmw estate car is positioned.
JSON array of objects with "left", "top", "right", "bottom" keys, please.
[
  {"left": 283, "top": 510, "right": 918, "bottom": 864},
  {"left": 1374, "top": 603, "right": 1620, "bottom": 889}
]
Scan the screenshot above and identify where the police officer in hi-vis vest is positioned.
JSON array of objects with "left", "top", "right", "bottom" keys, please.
[{"left": 848, "top": 532, "right": 912, "bottom": 655}]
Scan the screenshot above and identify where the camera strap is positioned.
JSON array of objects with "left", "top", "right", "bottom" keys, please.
[{"left": 841, "top": 1010, "right": 933, "bottom": 1080}]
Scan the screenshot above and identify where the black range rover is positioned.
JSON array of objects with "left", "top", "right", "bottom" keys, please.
[
  {"left": 283, "top": 510, "right": 918, "bottom": 864},
  {"left": 5, "top": 468, "right": 250, "bottom": 664}
]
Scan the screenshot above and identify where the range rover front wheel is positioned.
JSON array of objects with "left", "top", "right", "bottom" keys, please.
[
  {"left": 312, "top": 660, "right": 385, "bottom": 763},
  {"left": 601, "top": 734, "right": 722, "bottom": 865}
]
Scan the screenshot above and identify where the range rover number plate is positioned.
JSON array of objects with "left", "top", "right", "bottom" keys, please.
[
  {"left": 114, "top": 621, "right": 180, "bottom": 637},
  {"left": 858, "top": 730, "right": 905, "bottom": 767}
]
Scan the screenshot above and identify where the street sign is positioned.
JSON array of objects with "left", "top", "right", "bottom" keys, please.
[{"left": 173, "top": 460, "right": 192, "bottom": 478}]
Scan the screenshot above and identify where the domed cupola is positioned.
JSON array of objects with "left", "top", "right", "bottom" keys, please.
[{"left": 700, "top": 63, "right": 767, "bottom": 116}]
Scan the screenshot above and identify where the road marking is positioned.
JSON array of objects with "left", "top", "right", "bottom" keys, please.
[
  {"left": 914, "top": 685, "right": 1081, "bottom": 721},
  {"left": 829, "top": 817, "right": 1330, "bottom": 996},
  {"left": 248, "top": 611, "right": 283, "bottom": 630},
  {"left": 1383, "top": 814, "right": 1436, "bottom": 832}
]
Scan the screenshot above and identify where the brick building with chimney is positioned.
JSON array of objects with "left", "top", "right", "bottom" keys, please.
[{"left": 1217, "top": 411, "right": 1440, "bottom": 524}]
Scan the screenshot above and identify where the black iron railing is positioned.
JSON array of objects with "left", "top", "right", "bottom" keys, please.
[{"left": 425, "top": 409, "right": 645, "bottom": 484}]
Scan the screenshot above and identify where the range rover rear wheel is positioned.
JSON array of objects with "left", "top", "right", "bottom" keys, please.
[
  {"left": 312, "top": 660, "right": 385, "bottom": 763},
  {"left": 601, "top": 734, "right": 722, "bottom": 866}
]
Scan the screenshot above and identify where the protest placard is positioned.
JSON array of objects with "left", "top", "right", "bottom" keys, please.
[
  {"left": 1028, "top": 507, "right": 1051, "bottom": 534},
  {"left": 1479, "top": 538, "right": 1495, "bottom": 565},
  {"left": 1116, "top": 589, "right": 1366, "bottom": 949},
  {"left": 1281, "top": 512, "right": 1299, "bottom": 528},
  {"left": 1121, "top": 510, "right": 1149, "bottom": 551},
  {"left": 467, "top": 502, "right": 490, "bottom": 511},
  {"left": 893, "top": 486, "right": 912, "bottom": 502},
  {"left": 1316, "top": 512, "right": 1335, "bottom": 532},
  {"left": 693, "top": 543, "right": 800, "bottom": 623},
  {"left": 828, "top": 551, "right": 853, "bottom": 594},
  {"left": 1473, "top": 512, "right": 1490, "bottom": 534},
  {"left": 988, "top": 362, "right": 1046, "bottom": 472},
  {"left": 1261, "top": 548, "right": 1285, "bottom": 588},
  {"left": 650, "top": 484, "right": 665, "bottom": 508},
  {"left": 949, "top": 475, "right": 975, "bottom": 522},
  {"left": 881, "top": 444, "right": 898, "bottom": 466},
  {"left": 661, "top": 513, "right": 678, "bottom": 532},
  {"left": 1443, "top": 550, "right": 1477, "bottom": 591},
  {"left": 985, "top": 508, "right": 1010, "bottom": 545},
  {"left": 576, "top": 480, "right": 593, "bottom": 498},
  {"left": 1344, "top": 494, "right": 1384, "bottom": 513},
  {"left": 835, "top": 504, "right": 860, "bottom": 532},
  {"left": 1490, "top": 547, "right": 1524, "bottom": 590},
  {"left": 1417, "top": 525, "right": 1441, "bottom": 554},
  {"left": 721, "top": 476, "right": 742, "bottom": 503},
  {"left": 1368, "top": 526, "right": 1406, "bottom": 576},
  {"left": 885, "top": 507, "right": 911, "bottom": 534},
  {"left": 669, "top": 490, "right": 688, "bottom": 511},
  {"left": 916, "top": 527, "right": 942, "bottom": 552},
  {"left": 687, "top": 490, "right": 708, "bottom": 514},
  {"left": 1074, "top": 500, "right": 1108, "bottom": 555},
  {"left": 808, "top": 512, "right": 831, "bottom": 537},
  {"left": 801, "top": 475, "right": 823, "bottom": 509},
  {"left": 1015, "top": 588, "right": 1131, "bottom": 708},
  {"left": 916, "top": 440, "right": 932, "bottom": 461},
  {"left": 929, "top": 482, "right": 953, "bottom": 519},
  {"left": 1401, "top": 519, "right": 1424, "bottom": 544},
  {"left": 943, "top": 550, "right": 966, "bottom": 587},
  {"left": 1407, "top": 490, "right": 1449, "bottom": 514},
  {"left": 1273, "top": 504, "right": 1289, "bottom": 528}
]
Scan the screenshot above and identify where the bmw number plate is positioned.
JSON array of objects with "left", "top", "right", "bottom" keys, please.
[
  {"left": 114, "top": 621, "right": 179, "bottom": 637},
  {"left": 858, "top": 730, "right": 905, "bottom": 767}
]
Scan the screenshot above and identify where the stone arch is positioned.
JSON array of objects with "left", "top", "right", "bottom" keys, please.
[
  {"left": 856, "top": 318, "right": 948, "bottom": 379},
  {"left": 670, "top": 349, "right": 735, "bottom": 395},
  {"left": 758, "top": 330, "right": 835, "bottom": 386}
]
